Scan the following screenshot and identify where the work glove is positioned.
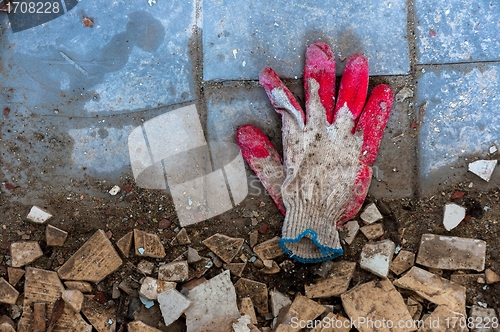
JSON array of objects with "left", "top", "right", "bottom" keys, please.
[{"left": 236, "top": 42, "right": 393, "bottom": 263}]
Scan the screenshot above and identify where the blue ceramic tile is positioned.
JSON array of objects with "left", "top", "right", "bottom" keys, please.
[
  {"left": 203, "top": 0, "right": 410, "bottom": 81},
  {"left": 417, "top": 63, "right": 500, "bottom": 194},
  {"left": 415, "top": 0, "right": 500, "bottom": 64}
]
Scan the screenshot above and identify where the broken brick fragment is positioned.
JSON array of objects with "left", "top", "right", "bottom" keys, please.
[
  {"left": 202, "top": 234, "right": 244, "bottom": 264},
  {"left": 58, "top": 230, "right": 123, "bottom": 282},
  {"left": 451, "top": 191, "right": 465, "bottom": 199},
  {"left": 92, "top": 292, "right": 106, "bottom": 304},
  {"left": 82, "top": 17, "right": 94, "bottom": 28}
]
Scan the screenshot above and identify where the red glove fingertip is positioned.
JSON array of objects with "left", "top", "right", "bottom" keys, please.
[
  {"left": 304, "top": 42, "right": 336, "bottom": 124},
  {"left": 236, "top": 124, "right": 286, "bottom": 215},
  {"left": 335, "top": 54, "right": 369, "bottom": 121},
  {"left": 310, "top": 42, "right": 334, "bottom": 57},
  {"left": 236, "top": 124, "right": 273, "bottom": 159},
  {"left": 259, "top": 67, "right": 283, "bottom": 92},
  {"left": 259, "top": 67, "right": 306, "bottom": 125},
  {"left": 357, "top": 84, "right": 394, "bottom": 166}
]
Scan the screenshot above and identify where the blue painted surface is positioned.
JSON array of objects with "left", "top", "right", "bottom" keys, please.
[
  {"left": 2, "top": 0, "right": 500, "bottom": 202},
  {"left": 415, "top": 0, "right": 500, "bottom": 64},
  {"left": 206, "top": 85, "right": 282, "bottom": 146},
  {"left": 203, "top": 0, "right": 410, "bottom": 81},
  {"left": 417, "top": 63, "right": 500, "bottom": 194},
  {"left": 0, "top": 0, "right": 197, "bottom": 201},
  {"left": 205, "top": 85, "right": 283, "bottom": 196},
  {"left": 0, "top": 0, "right": 196, "bottom": 116}
]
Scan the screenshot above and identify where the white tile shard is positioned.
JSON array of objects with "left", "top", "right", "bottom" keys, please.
[
  {"left": 394, "top": 266, "right": 466, "bottom": 314},
  {"left": 395, "top": 87, "right": 414, "bottom": 102},
  {"left": 360, "top": 239, "right": 395, "bottom": 278},
  {"left": 139, "top": 277, "right": 176, "bottom": 300},
  {"left": 443, "top": 203, "right": 466, "bottom": 231},
  {"left": 468, "top": 159, "right": 497, "bottom": 182},
  {"left": 137, "top": 260, "right": 155, "bottom": 275},
  {"left": 184, "top": 270, "right": 240, "bottom": 332},
  {"left": 232, "top": 315, "right": 252, "bottom": 332},
  {"left": 10, "top": 241, "right": 43, "bottom": 268},
  {"left": 341, "top": 279, "right": 415, "bottom": 332},
  {"left": 187, "top": 247, "right": 202, "bottom": 263},
  {"left": 340, "top": 220, "right": 359, "bottom": 245},
  {"left": 158, "top": 261, "right": 189, "bottom": 282},
  {"left": 157, "top": 288, "right": 192, "bottom": 326},
  {"left": 469, "top": 305, "right": 500, "bottom": 332},
  {"left": 26, "top": 206, "right": 52, "bottom": 224},
  {"left": 270, "top": 290, "right": 292, "bottom": 317},
  {"left": 108, "top": 185, "right": 121, "bottom": 195},
  {"left": 62, "top": 289, "right": 84, "bottom": 312},
  {"left": 416, "top": 234, "right": 486, "bottom": 271},
  {"left": 360, "top": 203, "right": 383, "bottom": 224}
]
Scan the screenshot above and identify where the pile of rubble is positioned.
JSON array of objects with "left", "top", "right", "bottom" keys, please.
[{"left": 0, "top": 202, "right": 499, "bottom": 332}]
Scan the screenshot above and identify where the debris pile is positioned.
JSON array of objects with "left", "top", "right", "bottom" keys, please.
[{"left": 0, "top": 201, "right": 498, "bottom": 332}]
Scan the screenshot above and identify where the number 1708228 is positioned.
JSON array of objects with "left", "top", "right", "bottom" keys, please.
[{"left": 7, "top": 1, "right": 60, "bottom": 14}]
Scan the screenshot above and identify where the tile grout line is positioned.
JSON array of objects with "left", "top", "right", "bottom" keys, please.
[
  {"left": 192, "top": 1, "right": 236, "bottom": 206},
  {"left": 192, "top": 0, "right": 209, "bottom": 137},
  {"left": 405, "top": 0, "right": 421, "bottom": 198},
  {"left": 192, "top": 0, "right": 205, "bottom": 107},
  {"left": 416, "top": 60, "right": 500, "bottom": 67},
  {"left": 192, "top": 0, "right": 218, "bottom": 187}
]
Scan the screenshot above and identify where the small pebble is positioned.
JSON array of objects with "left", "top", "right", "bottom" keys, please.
[
  {"left": 82, "top": 17, "right": 94, "bottom": 28},
  {"left": 158, "top": 219, "right": 171, "bottom": 229}
]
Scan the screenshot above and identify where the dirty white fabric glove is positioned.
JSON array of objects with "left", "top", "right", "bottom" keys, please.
[{"left": 237, "top": 42, "right": 393, "bottom": 262}]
